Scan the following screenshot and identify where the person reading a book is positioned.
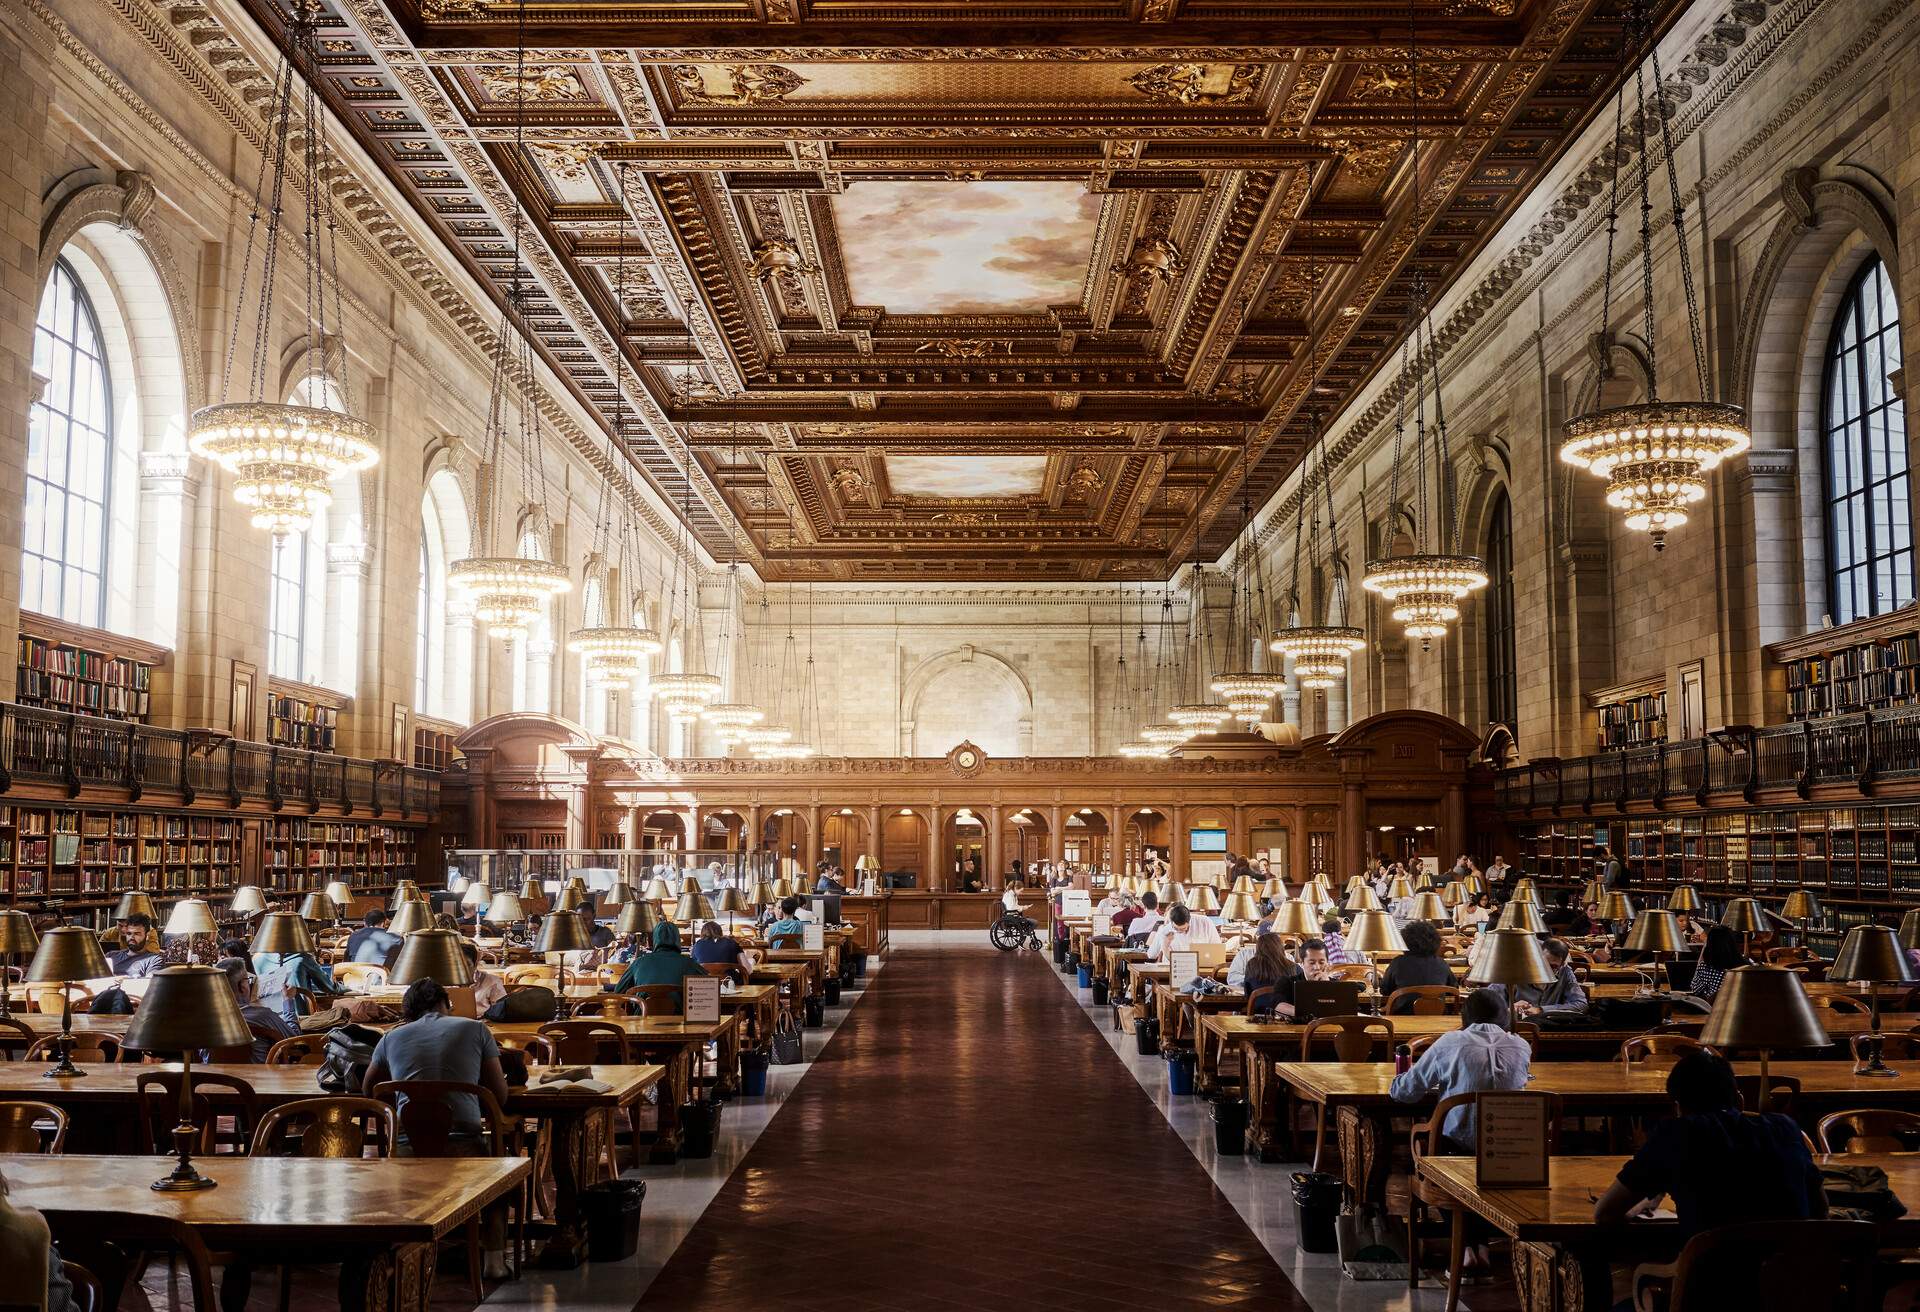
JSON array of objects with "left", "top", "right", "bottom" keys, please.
[
  {"left": 691, "top": 921, "right": 750, "bottom": 981},
  {"left": 609, "top": 921, "right": 709, "bottom": 1008}
]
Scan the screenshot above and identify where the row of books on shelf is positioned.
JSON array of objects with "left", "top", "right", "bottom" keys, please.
[
  {"left": 15, "top": 634, "right": 157, "bottom": 724},
  {"left": 1783, "top": 631, "right": 1920, "bottom": 720}
]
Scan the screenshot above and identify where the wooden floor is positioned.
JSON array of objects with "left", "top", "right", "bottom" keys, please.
[{"left": 641, "top": 938, "right": 1308, "bottom": 1309}]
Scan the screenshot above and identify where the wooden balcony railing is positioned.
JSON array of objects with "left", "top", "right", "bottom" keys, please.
[{"left": 0, "top": 702, "right": 438, "bottom": 818}]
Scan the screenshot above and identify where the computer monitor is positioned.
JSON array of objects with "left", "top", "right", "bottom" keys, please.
[{"left": 1291, "top": 980, "right": 1365, "bottom": 1023}]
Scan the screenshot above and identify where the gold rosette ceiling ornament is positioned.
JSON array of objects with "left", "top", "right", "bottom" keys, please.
[
  {"left": 1271, "top": 265, "right": 1366, "bottom": 685},
  {"left": 567, "top": 164, "right": 661, "bottom": 689},
  {"left": 188, "top": 0, "right": 377, "bottom": 534},
  {"left": 1558, "top": 0, "right": 1749, "bottom": 548},
  {"left": 448, "top": 5, "right": 570, "bottom": 637},
  {"left": 1360, "top": 15, "right": 1486, "bottom": 648}
]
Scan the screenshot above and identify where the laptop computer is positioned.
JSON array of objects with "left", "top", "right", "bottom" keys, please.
[
  {"left": 1291, "top": 979, "right": 1365, "bottom": 1022},
  {"left": 1192, "top": 942, "right": 1229, "bottom": 969}
]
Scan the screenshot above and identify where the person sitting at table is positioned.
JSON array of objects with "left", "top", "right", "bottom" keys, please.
[
  {"left": 1454, "top": 891, "right": 1493, "bottom": 933},
  {"left": 691, "top": 920, "right": 748, "bottom": 979},
  {"left": 1593, "top": 1048, "right": 1824, "bottom": 1247},
  {"left": 363, "top": 978, "right": 513, "bottom": 1279},
  {"left": 1379, "top": 920, "right": 1455, "bottom": 1012},
  {"left": 1672, "top": 910, "right": 1708, "bottom": 947},
  {"left": 1319, "top": 915, "right": 1350, "bottom": 965},
  {"left": 1492, "top": 937, "right": 1588, "bottom": 1019},
  {"left": 1390, "top": 988, "right": 1531, "bottom": 1278},
  {"left": 1146, "top": 904, "right": 1221, "bottom": 962},
  {"left": 215, "top": 955, "right": 296, "bottom": 1060},
  {"left": 1226, "top": 931, "right": 1293, "bottom": 999},
  {"left": 1689, "top": 926, "right": 1746, "bottom": 1001},
  {"left": 581, "top": 906, "right": 615, "bottom": 952},
  {"left": 609, "top": 921, "right": 709, "bottom": 1006},
  {"left": 1094, "top": 886, "right": 1128, "bottom": 919},
  {"left": 765, "top": 897, "right": 808, "bottom": 944},
  {"left": 254, "top": 939, "right": 342, "bottom": 1026},
  {"left": 1263, "top": 938, "right": 1334, "bottom": 1018},
  {"left": 1126, "top": 891, "right": 1164, "bottom": 945},
  {"left": 0, "top": 1168, "right": 83, "bottom": 1312},
  {"left": 346, "top": 908, "right": 402, "bottom": 966},
  {"left": 456, "top": 940, "right": 508, "bottom": 1015},
  {"left": 107, "top": 913, "right": 163, "bottom": 978}
]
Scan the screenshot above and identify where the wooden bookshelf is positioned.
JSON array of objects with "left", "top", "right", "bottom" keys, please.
[
  {"left": 15, "top": 613, "right": 163, "bottom": 724},
  {"left": 1590, "top": 677, "right": 1667, "bottom": 752},
  {"left": 264, "top": 818, "right": 419, "bottom": 898},
  {"left": 1771, "top": 605, "right": 1920, "bottom": 722},
  {"left": 267, "top": 679, "right": 344, "bottom": 754},
  {"left": 0, "top": 803, "right": 241, "bottom": 905},
  {"left": 413, "top": 721, "right": 456, "bottom": 771}
]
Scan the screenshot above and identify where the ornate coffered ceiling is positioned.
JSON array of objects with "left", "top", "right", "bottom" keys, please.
[{"left": 241, "top": 0, "right": 1677, "bottom": 580}]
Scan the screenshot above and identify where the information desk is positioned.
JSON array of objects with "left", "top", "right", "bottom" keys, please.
[
  {"left": 0, "top": 1152, "right": 530, "bottom": 1312},
  {"left": 0, "top": 1061, "right": 659, "bottom": 1267},
  {"left": 1416, "top": 1153, "right": 1920, "bottom": 1312},
  {"left": 877, "top": 890, "right": 1047, "bottom": 931}
]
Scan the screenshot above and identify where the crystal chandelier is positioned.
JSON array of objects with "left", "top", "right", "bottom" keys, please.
[
  {"left": 749, "top": 586, "right": 824, "bottom": 759},
  {"left": 1557, "top": 0, "right": 1749, "bottom": 550},
  {"left": 1167, "top": 564, "right": 1232, "bottom": 734},
  {"left": 1208, "top": 372, "right": 1289, "bottom": 725},
  {"left": 568, "top": 165, "right": 661, "bottom": 690},
  {"left": 188, "top": 0, "right": 377, "bottom": 536},
  {"left": 1359, "top": 27, "right": 1485, "bottom": 652},
  {"left": 448, "top": 24, "right": 569, "bottom": 638},
  {"left": 1111, "top": 585, "right": 1162, "bottom": 757},
  {"left": 1271, "top": 265, "right": 1366, "bottom": 686}
]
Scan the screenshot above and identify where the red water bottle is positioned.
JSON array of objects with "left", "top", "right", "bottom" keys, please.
[{"left": 1394, "top": 1043, "right": 1413, "bottom": 1075}]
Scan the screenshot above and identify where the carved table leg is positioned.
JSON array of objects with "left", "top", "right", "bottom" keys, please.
[
  {"left": 336, "top": 1243, "right": 420, "bottom": 1312},
  {"left": 535, "top": 1106, "right": 591, "bottom": 1268},
  {"left": 645, "top": 1047, "right": 689, "bottom": 1164},
  {"left": 1511, "top": 1240, "right": 1611, "bottom": 1312}
]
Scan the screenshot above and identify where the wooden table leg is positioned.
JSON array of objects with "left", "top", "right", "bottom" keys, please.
[
  {"left": 535, "top": 1106, "right": 592, "bottom": 1268},
  {"left": 1445, "top": 1210, "right": 1467, "bottom": 1312},
  {"left": 644, "top": 1047, "right": 689, "bottom": 1164},
  {"left": 336, "top": 1242, "right": 429, "bottom": 1312}
]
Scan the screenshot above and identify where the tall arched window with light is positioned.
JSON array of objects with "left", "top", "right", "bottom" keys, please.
[
  {"left": 268, "top": 528, "right": 312, "bottom": 681},
  {"left": 510, "top": 526, "right": 555, "bottom": 714},
  {"left": 1484, "top": 490, "right": 1517, "bottom": 732},
  {"left": 578, "top": 573, "right": 611, "bottom": 735},
  {"left": 1823, "top": 255, "right": 1912, "bottom": 624},
  {"left": 266, "top": 375, "right": 361, "bottom": 690},
  {"left": 417, "top": 469, "right": 473, "bottom": 723},
  {"left": 24, "top": 258, "right": 114, "bottom": 626}
]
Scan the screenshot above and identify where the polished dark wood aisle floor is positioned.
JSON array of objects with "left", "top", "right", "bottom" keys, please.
[{"left": 641, "top": 940, "right": 1309, "bottom": 1310}]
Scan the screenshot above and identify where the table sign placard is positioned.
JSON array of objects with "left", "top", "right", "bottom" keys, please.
[
  {"left": 1061, "top": 889, "right": 1092, "bottom": 918},
  {"left": 803, "top": 922, "right": 825, "bottom": 952},
  {"left": 1092, "top": 912, "right": 1113, "bottom": 936},
  {"left": 683, "top": 975, "right": 722, "bottom": 1025},
  {"left": 1475, "top": 1091, "right": 1551, "bottom": 1188},
  {"left": 1169, "top": 950, "right": 1199, "bottom": 992}
]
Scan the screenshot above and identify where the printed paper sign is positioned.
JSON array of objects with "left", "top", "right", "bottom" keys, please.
[
  {"left": 684, "top": 975, "right": 721, "bottom": 1025},
  {"left": 803, "top": 922, "right": 825, "bottom": 951},
  {"left": 1476, "top": 1092, "right": 1551, "bottom": 1188},
  {"left": 1169, "top": 950, "right": 1199, "bottom": 992},
  {"left": 1092, "top": 912, "right": 1113, "bottom": 935}
]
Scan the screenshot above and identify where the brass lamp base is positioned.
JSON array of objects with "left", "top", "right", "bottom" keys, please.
[
  {"left": 42, "top": 1036, "right": 83, "bottom": 1078},
  {"left": 1855, "top": 1034, "right": 1902, "bottom": 1078},
  {"left": 152, "top": 1125, "right": 217, "bottom": 1191}
]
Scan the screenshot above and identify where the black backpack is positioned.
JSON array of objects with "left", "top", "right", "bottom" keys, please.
[{"left": 483, "top": 986, "right": 557, "bottom": 1023}]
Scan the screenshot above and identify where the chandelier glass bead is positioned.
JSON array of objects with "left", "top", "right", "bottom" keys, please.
[
  {"left": 1558, "top": 401, "right": 1750, "bottom": 550},
  {"left": 448, "top": 556, "right": 572, "bottom": 641},
  {"left": 187, "top": 402, "right": 379, "bottom": 537},
  {"left": 1270, "top": 626, "right": 1368, "bottom": 689},
  {"left": 1167, "top": 702, "right": 1233, "bottom": 733},
  {"left": 1142, "top": 723, "right": 1192, "bottom": 749},
  {"left": 1360, "top": 554, "right": 1489, "bottom": 647},
  {"left": 1117, "top": 740, "right": 1165, "bottom": 758},
  {"left": 567, "top": 626, "right": 662, "bottom": 689}
]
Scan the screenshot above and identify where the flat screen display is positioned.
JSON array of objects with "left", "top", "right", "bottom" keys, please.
[{"left": 1189, "top": 828, "right": 1228, "bottom": 853}]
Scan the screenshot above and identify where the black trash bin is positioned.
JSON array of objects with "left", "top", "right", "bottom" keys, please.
[
  {"left": 679, "top": 1100, "right": 724, "bottom": 1159},
  {"left": 1210, "top": 1096, "right": 1248, "bottom": 1154},
  {"left": 1091, "top": 976, "right": 1110, "bottom": 1006},
  {"left": 1133, "top": 1016, "right": 1160, "bottom": 1057},
  {"left": 1052, "top": 939, "right": 1067, "bottom": 966},
  {"left": 805, "top": 995, "right": 825, "bottom": 1027},
  {"left": 824, "top": 977, "right": 842, "bottom": 1006},
  {"left": 1291, "top": 1172, "right": 1342, "bottom": 1253},
  {"left": 583, "top": 1179, "right": 646, "bottom": 1261}
]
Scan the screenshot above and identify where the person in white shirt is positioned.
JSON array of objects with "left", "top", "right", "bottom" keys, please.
[
  {"left": 1147, "top": 904, "right": 1222, "bottom": 961},
  {"left": 1001, "top": 885, "right": 1022, "bottom": 914}
]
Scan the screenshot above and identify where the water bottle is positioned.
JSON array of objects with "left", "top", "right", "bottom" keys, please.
[{"left": 1394, "top": 1043, "right": 1413, "bottom": 1075}]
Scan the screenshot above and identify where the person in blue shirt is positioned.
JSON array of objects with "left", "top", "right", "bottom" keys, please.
[
  {"left": 690, "top": 920, "right": 746, "bottom": 977},
  {"left": 253, "top": 946, "right": 341, "bottom": 1025},
  {"left": 764, "top": 896, "right": 807, "bottom": 944},
  {"left": 345, "top": 909, "right": 402, "bottom": 965},
  {"left": 609, "top": 921, "right": 709, "bottom": 1008}
]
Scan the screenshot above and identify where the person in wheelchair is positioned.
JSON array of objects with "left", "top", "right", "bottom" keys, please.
[{"left": 998, "top": 884, "right": 1035, "bottom": 933}]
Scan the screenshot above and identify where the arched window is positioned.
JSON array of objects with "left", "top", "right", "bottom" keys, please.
[
  {"left": 416, "top": 469, "right": 473, "bottom": 724},
  {"left": 1823, "top": 255, "right": 1912, "bottom": 624},
  {"left": 1484, "top": 490, "right": 1517, "bottom": 732},
  {"left": 510, "top": 525, "right": 554, "bottom": 714},
  {"left": 25, "top": 259, "right": 114, "bottom": 626},
  {"left": 268, "top": 528, "right": 313, "bottom": 681},
  {"left": 265, "top": 375, "right": 362, "bottom": 691},
  {"left": 578, "top": 573, "right": 610, "bottom": 736}
]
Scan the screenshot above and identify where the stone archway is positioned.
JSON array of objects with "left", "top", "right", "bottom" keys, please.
[{"left": 900, "top": 644, "right": 1034, "bottom": 757}]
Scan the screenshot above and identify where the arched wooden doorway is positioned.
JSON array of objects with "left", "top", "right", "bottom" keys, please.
[
  {"left": 702, "top": 809, "right": 747, "bottom": 853},
  {"left": 761, "top": 809, "right": 811, "bottom": 878},
  {"left": 941, "top": 807, "right": 989, "bottom": 890},
  {"left": 1002, "top": 805, "right": 1049, "bottom": 883},
  {"left": 881, "top": 808, "right": 929, "bottom": 887},
  {"left": 1123, "top": 807, "right": 1172, "bottom": 879},
  {"left": 1063, "top": 807, "right": 1110, "bottom": 871},
  {"left": 640, "top": 810, "right": 686, "bottom": 854},
  {"left": 822, "top": 809, "right": 869, "bottom": 870}
]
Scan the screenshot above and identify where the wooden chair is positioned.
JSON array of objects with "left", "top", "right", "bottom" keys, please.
[
  {"left": 1734, "top": 1073, "right": 1801, "bottom": 1116},
  {"left": 1410, "top": 1090, "right": 1563, "bottom": 1307},
  {"left": 0, "top": 1015, "right": 33, "bottom": 1061},
  {"left": 23, "top": 982, "right": 91, "bottom": 1015},
  {"left": 61, "top": 1259, "right": 101, "bottom": 1312},
  {"left": 1639, "top": 1219, "right": 1877, "bottom": 1312},
  {"left": 1386, "top": 985, "right": 1462, "bottom": 1016},
  {"left": 1301, "top": 1015, "right": 1395, "bottom": 1062},
  {"left": 370, "top": 1080, "right": 527, "bottom": 1299},
  {"left": 252, "top": 1095, "right": 396, "bottom": 1159},
  {"left": 1619, "top": 1034, "right": 1714, "bottom": 1066},
  {"left": 571, "top": 994, "right": 642, "bottom": 1019},
  {"left": 624, "top": 984, "right": 683, "bottom": 1017},
  {"left": 25, "top": 1032, "right": 120, "bottom": 1064},
  {"left": 701, "top": 960, "right": 747, "bottom": 984},
  {"left": 503, "top": 963, "right": 559, "bottom": 987},
  {"left": 766, "top": 933, "right": 804, "bottom": 951},
  {"left": 1245, "top": 985, "right": 1279, "bottom": 1017},
  {"left": 537, "top": 1019, "right": 630, "bottom": 1064},
  {"left": 1816, "top": 1108, "right": 1920, "bottom": 1154},
  {"left": 331, "top": 962, "right": 388, "bottom": 991},
  {"left": 498, "top": 1033, "right": 556, "bottom": 1066},
  {"left": 1808, "top": 992, "right": 1870, "bottom": 1015},
  {"left": 264, "top": 1034, "right": 327, "bottom": 1065},
  {"left": 136, "top": 1070, "right": 260, "bottom": 1156},
  {"left": 0, "top": 1100, "right": 67, "bottom": 1153},
  {"left": 53, "top": 1214, "right": 217, "bottom": 1312}
]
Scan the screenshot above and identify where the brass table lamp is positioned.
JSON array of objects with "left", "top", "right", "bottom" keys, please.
[
  {"left": 1509, "top": 878, "right": 1540, "bottom": 906},
  {"left": 1346, "top": 909, "right": 1407, "bottom": 995},
  {"left": 644, "top": 877, "right": 674, "bottom": 903},
  {"left": 749, "top": 879, "right": 777, "bottom": 911},
  {"left": 0, "top": 910, "right": 39, "bottom": 1018},
  {"left": 1465, "top": 929, "right": 1556, "bottom": 1029},
  {"left": 1496, "top": 900, "right": 1545, "bottom": 934},
  {"left": 1271, "top": 899, "right": 1319, "bottom": 938},
  {"left": 553, "top": 883, "right": 586, "bottom": 914},
  {"left": 616, "top": 900, "right": 661, "bottom": 939},
  {"left": 1597, "top": 891, "right": 1635, "bottom": 937},
  {"left": 227, "top": 885, "right": 267, "bottom": 917},
  {"left": 1666, "top": 885, "right": 1703, "bottom": 914},
  {"left": 1441, "top": 880, "right": 1468, "bottom": 909},
  {"left": 675, "top": 892, "right": 716, "bottom": 924},
  {"left": 1345, "top": 886, "right": 1382, "bottom": 913},
  {"left": 323, "top": 881, "right": 353, "bottom": 918},
  {"left": 297, "top": 892, "right": 337, "bottom": 923},
  {"left": 164, "top": 898, "right": 217, "bottom": 963},
  {"left": 1219, "top": 891, "right": 1260, "bottom": 924},
  {"left": 517, "top": 875, "right": 542, "bottom": 904},
  {"left": 388, "top": 928, "right": 476, "bottom": 988},
  {"left": 1700, "top": 964, "right": 1831, "bottom": 1109},
  {"left": 1829, "top": 924, "right": 1917, "bottom": 1076},
  {"left": 387, "top": 900, "right": 433, "bottom": 937},
  {"left": 1782, "top": 889, "right": 1823, "bottom": 945},
  {"left": 113, "top": 890, "right": 158, "bottom": 923},
  {"left": 1301, "top": 878, "right": 1332, "bottom": 908},
  {"left": 390, "top": 880, "right": 422, "bottom": 910},
  {"left": 1463, "top": 872, "right": 1486, "bottom": 896},
  {"left": 1260, "top": 877, "right": 1287, "bottom": 902},
  {"left": 1721, "top": 897, "right": 1770, "bottom": 955},
  {"left": 1899, "top": 907, "right": 1920, "bottom": 953},
  {"left": 25, "top": 926, "right": 110, "bottom": 1076},
  {"left": 714, "top": 887, "right": 750, "bottom": 935},
  {"left": 482, "top": 891, "right": 526, "bottom": 929},
  {"left": 124, "top": 965, "right": 251, "bottom": 1192},
  {"left": 249, "top": 912, "right": 318, "bottom": 959},
  {"left": 1624, "top": 909, "right": 1682, "bottom": 989},
  {"left": 1385, "top": 875, "right": 1414, "bottom": 901},
  {"left": 1187, "top": 885, "right": 1221, "bottom": 915},
  {"left": 679, "top": 876, "right": 702, "bottom": 897},
  {"left": 1582, "top": 878, "right": 1608, "bottom": 905},
  {"left": 535, "top": 911, "right": 591, "bottom": 998},
  {"left": 1345, "top": 875, "right": 1369, "bottom": 895},
  {"left": 1230, "top": 874, "right": 1256, "bottom": 897},
  {"left": 1407, "top": 892, "right": 1449, "bottom": 923}
]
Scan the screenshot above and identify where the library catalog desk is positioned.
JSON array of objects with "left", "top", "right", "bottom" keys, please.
[
  {"left": 0, "top": 1061, "right": 659, "bottom": 1268},
  {"left": 0, "top": 1152, "right": 529, "bottom": 1312}
]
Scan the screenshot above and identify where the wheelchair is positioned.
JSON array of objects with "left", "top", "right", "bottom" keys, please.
[{"left": 989, "top": 910, "right": 1044, "bottom": 953}]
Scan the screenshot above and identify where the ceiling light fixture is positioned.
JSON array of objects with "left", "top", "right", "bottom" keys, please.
[
  {"left": 1558, "top": 0, "right": 1748, "bottom": 549},
  {"left": 1210, "top": 362, "right": 1288, "bottom": 724},
  {"left": 189, "top": 0, "right": 378, "bottom": 536}
]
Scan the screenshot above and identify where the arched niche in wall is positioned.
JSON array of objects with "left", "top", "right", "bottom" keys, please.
[{"left": 900, "top": 644, "right": 1034, "bottom": 758}]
